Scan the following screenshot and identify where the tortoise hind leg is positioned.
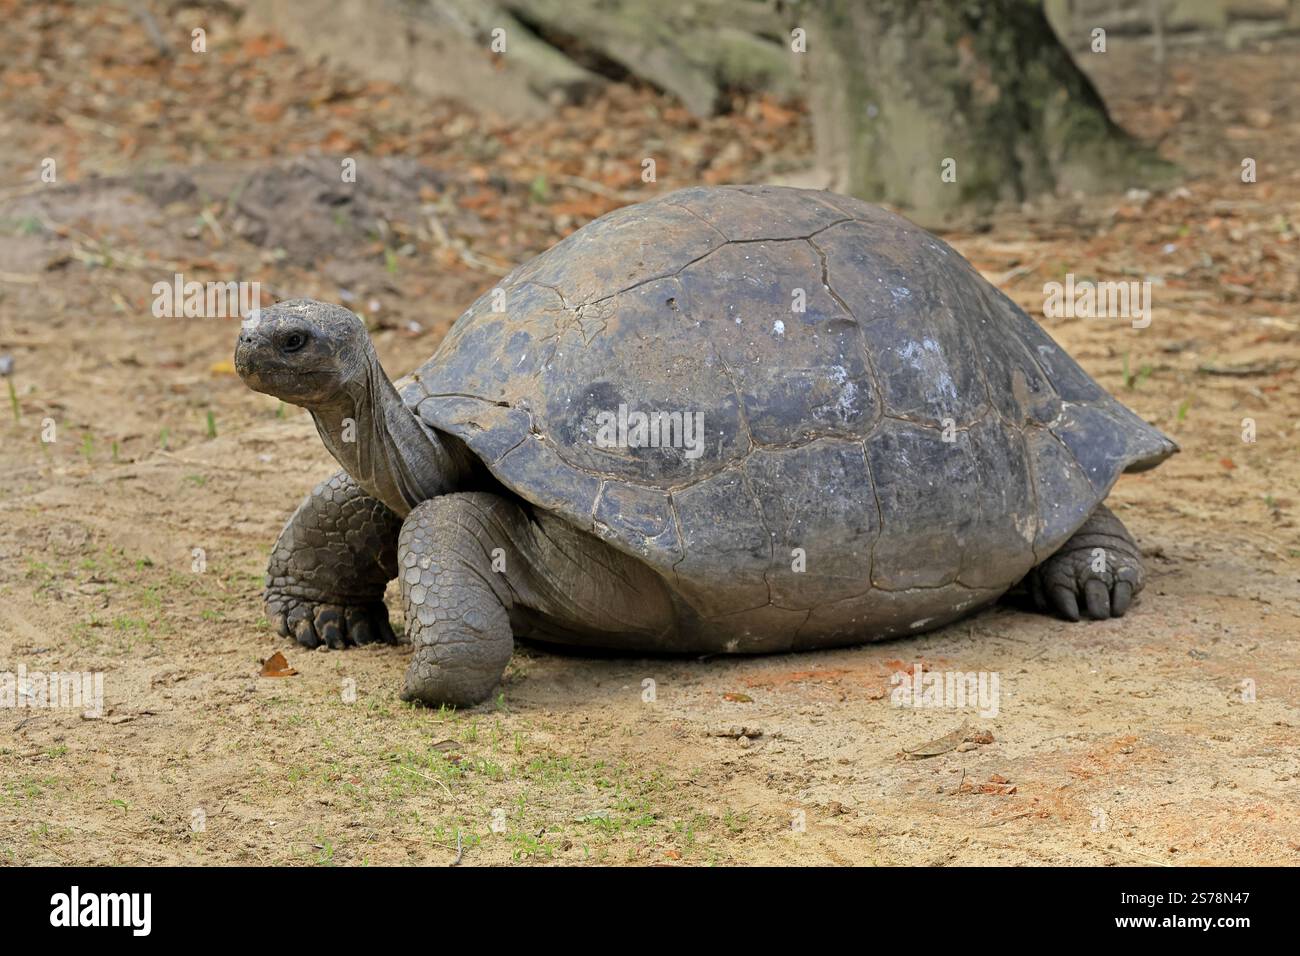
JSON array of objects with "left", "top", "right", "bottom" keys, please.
[
  {"left": 1025, "top": 503, "right": 1145, "bottom": 621},
  {"left": 398, "top": 492, "right": 675, "bottom": 707}
]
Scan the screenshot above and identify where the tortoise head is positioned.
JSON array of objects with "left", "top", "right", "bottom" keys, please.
[{"left": 234, "top": 299, "right": 373, "bottom": 407}]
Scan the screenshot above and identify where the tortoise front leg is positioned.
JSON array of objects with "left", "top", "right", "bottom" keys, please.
[
  {"left": 266, "top": 471, "right": 402, "bottom": 648},
  {"left": 1026, "top": 503, "right": 1145, "bottom": 621},
  {"left": 397, "top": 492, "right": 675, "bottom": 707}
]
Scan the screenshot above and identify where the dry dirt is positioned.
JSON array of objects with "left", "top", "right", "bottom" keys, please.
[{"left": 1, "top": 4, "right": 1297, "bottom": 865}]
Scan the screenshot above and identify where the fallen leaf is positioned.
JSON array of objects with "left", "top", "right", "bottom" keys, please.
[
  {"left": 259, "top": 651, "right": 297, "bottom": 677},
  {"left": 903, "top": 723, "right": 967, "bottom": 758}
]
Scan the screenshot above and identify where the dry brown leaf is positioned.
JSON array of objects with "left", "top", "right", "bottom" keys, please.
[
  {"left": 903, "top": 723, "right": 967, "bottom": 759},
  {"left": 259, "top": 651, "right": 297, "bottom": 678}
]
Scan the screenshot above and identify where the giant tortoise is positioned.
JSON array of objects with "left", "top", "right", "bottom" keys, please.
[{"left": 234, "top": 185, "right": 1177, "bottom": 706}]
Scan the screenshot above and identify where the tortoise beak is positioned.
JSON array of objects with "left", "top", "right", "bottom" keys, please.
[
  {"left": 235, "top": 331, "right": 278, "bottom": 394},
  {"left": 234, "top": 333, "right": 259, "bottom": 379},
  {"left": 234, "top": 309, "right": 268, "bottom": 379}
]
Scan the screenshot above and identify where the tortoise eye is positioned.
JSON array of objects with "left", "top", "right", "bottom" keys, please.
[{"left": 281, "top": 331, "right": 308, "bottom": 353}]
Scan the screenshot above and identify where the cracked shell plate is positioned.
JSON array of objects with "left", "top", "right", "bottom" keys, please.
[{"left": 414, "top": 186, "right": 1177, "bottom": 624}]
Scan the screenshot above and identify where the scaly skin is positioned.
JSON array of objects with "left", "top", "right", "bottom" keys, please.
[
  {"left": 1027, "top": 504, "right": 1145, "bottom": 621},
  {"left": 397, "top": 492, "right": 675, "bottom": 706},
  {"left": 266, "top": 471, "right": 403, "bottom": 648},
  {"left": 397, "top": 493, "right": 515, "bottom": 706}
]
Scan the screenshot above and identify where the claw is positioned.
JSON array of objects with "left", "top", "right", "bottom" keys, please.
[
  {"left": 1084, "top": 579, "right": 1111, "bottom": 619},
  {"left": 315, "top": 605, "right": 346, "bottom": 649},
  {"left": 1051, "top": 585, "right": 1080, "bottom": 622},
  {"left": 268, "top": 591, "right": 395, "bottom": 649},
  {"left": 1111, "top": 580, "right": 1133, "bottom": 616},
  {"left": 290, "top": 612, "right": 320, "bottom": 648}
]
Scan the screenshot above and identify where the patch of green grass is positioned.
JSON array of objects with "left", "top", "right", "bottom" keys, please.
[
  {"left": 470, "top": 757, "right": 506, "bottom": 781},
  {"left": 4, "top": 777, "right": 60, "bottom": 805},
  {"left": 1122, "top": 352, "right": 1153, "bottom": 390},
  {"left": 529, "top": 174, "right": 549, "bottom": 203},
  {"left": 673, "top": 813, "right": 709, "bottom": 854},
  {"left": 520, "top": 753, "right": 581, "bottom": 787},
  {"left": 315, "top": 837, "right": 337, "bottom": 865},
  {"left": 577, "top": 795, "right": 657, "bottom": 835},
  {"left": 25, "top": 558, "right": 56, "bottom": 581},
  {"left": 139, "top": 585, "right": 163, "bottom": 610},
  {"left": 722, "top": 809, "right": 751, "bottom": 834},
  {"left": 507, "top": 830, "right": 558, "bottom": 860}
]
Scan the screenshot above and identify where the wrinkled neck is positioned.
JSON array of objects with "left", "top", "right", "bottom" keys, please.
[{"left": 310, "top": 350, "right": 462, "bottom": 517}]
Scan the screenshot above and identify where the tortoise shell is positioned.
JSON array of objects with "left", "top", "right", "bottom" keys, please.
[{"left": 403, "top": 185, "right": 1176, "bottom": 650}]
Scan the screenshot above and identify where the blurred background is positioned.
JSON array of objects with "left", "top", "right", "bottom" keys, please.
[{"left": 0, "top": 1, "right": 1296, "bottom": 866}]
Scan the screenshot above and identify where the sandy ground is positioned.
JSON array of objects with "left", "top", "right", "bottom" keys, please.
[{"left": 1, "top": 7, "right": 1297, "bottom": 865}]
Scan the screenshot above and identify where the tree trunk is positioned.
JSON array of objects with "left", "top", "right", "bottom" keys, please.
[
  {"left": 803, "top": 0, "right": 1176, "bottom": 225},
  {"left": 246, "top": 0, "right": 1176, "bottom": 220},
  {"left": 498, "top": 0, "right": 799, "bottom": 116}
]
